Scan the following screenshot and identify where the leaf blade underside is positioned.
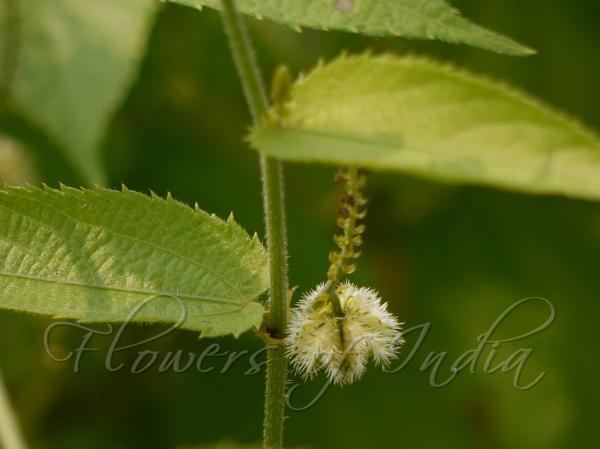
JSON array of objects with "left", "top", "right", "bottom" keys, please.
[
  {"left": 170, "top": 0, "right": 533, "bottom": 55},
  {"left": 251, "top": 54, "right": 600, "bottom": 201}
]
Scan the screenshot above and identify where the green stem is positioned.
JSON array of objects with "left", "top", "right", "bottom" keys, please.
[
  {"left": 0, "top": 369, "right": 28, "bottom": 449},
  {"left": 219, "top": 1, "right": 289, "bottom": 448}
]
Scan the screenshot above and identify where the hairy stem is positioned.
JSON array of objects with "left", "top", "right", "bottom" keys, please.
[
  {"left": 219, "top": 1, "right": 289, "bottom": 448},
  {"left": 0, "top": 369, "right": 28, "bottom": 449}
]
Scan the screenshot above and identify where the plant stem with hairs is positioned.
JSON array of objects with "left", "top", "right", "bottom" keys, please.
[{"left": 219, "top": 1, "right": 289, "bottom": 448}]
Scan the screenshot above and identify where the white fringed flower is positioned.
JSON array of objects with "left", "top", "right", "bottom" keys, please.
[{"left": 285, "top": 281, "right": 403, "bottom": 385}]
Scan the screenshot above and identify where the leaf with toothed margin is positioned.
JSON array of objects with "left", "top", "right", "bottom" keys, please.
[
  {"left": 0, "top": 0, "right": 157, "bottom": 185},
  {"left": 250, "top": 54, "right": 600, "bottom": 202},
  {"left": 169, "top": 0, "right": 533, "bottom": 56},
  {"left": 0, "top": 185, "right": 268, "bottom": 337}
]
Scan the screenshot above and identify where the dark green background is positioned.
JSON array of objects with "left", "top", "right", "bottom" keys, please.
[{"left": 1, "top": 1, "right": 599, "bottom": 448}]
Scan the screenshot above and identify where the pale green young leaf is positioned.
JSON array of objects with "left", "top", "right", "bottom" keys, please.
[
  {"left": 251, "top": 54, "right": 600, "bottom": 201},
  {"left": 0, "top": 186, "right": 268, "bottom": 337},
  {"left": 0, "top": 0, "right": 157, "bottom": 184},
  {"left": 170, "top": 0, "right": 533, "bottom": 55}
]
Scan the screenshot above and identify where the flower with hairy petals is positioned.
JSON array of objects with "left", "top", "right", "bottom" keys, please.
[{"left": 285, "top": 281, "right": 403, "bottom": 385}]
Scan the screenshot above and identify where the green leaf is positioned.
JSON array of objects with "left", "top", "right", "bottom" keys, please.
[
  {"left": 171, "top": 0, "right": 533, "bottom": 56},
  {"left": 0, "top": 0, "right": 157, "bottom": 184},
  {"left": 0, "top": 186, "right": 268, "bottom": 337},
  {"left": 251, "top": 54, "right": 600, "bottom": 202}
]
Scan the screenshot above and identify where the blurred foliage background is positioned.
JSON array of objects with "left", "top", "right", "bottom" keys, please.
[{"left": 0, "top": 1, "right": 599, "bottom": 448}]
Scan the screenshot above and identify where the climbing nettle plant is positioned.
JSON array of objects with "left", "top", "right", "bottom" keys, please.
[{"left": 0, "top": 1, "right": 599, "bottom": 449}]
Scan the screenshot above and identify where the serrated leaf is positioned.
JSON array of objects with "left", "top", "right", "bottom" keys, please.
[
  {"left": 251, "top": 54, "right": 600, "bottom": 201},
  {"left": 0, "top": 0, "right": 157, "bottom": 184},
  {"left": 171, "top": 0, "right": 533, "bottom": 55},
  {"left": 0, "top": 186, "right": 268, "bottom": 337}
]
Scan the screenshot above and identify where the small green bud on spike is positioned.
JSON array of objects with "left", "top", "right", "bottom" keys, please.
[
  {"left": 326, "top": 166, "right": 369, "bottom": 285},
  {"left": 269, "top": 65, "right": 293, "bottom": 124}
]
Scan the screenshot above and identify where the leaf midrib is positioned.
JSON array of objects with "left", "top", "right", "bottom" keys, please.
[
  {"left": 0, "top": 270, "right": 245, "bottom": 306},
  {"left": 0, "top": 192, "right": 247, "bottom": 300}
]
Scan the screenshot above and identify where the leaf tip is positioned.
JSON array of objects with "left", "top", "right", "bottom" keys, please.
[{"left": 521, "top": 46, "right": 538, "bottom": 56}]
